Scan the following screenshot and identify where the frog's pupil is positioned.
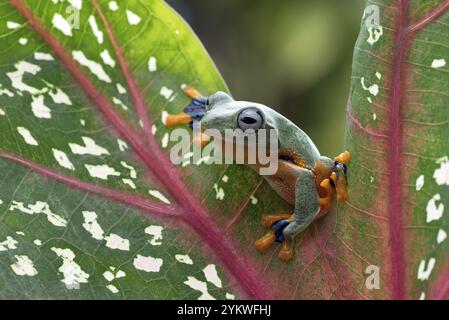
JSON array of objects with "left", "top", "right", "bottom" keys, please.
[{"left": 242, "top": 117, "right": 257, "bottom": 124}]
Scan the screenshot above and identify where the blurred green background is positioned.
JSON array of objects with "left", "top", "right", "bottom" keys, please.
[{"left": 166, "top": 0, "right": 365, "bottom": 156}]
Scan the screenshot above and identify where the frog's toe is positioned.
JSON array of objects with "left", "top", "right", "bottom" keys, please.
[
  {"left": 318, "top": 178, "right": 334, "bottom": 208},
  {"left": 182, "top": 85, "right": 203, "bottom": 99},
  {"left": 278, "top": 240, "right": 294, "bottom": 262},
  {"left": 261, "top": 213, "right": 292, "bottom": 228},
  {"left": 335, "top": 150, "right": 351, "bottom": 165},
  {"left": 254, "top": 231, "right": 276, "bottom": 253},
  {"left": 164, "top": 112, "right": 192, "bottom": 128}
]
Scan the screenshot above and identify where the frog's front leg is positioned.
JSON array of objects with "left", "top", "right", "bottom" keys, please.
[
  {"left": 280, "top": 169, "right": 320, "bottom": 261},
  {"left": 255, "top": 168, "right": 320, "bottom": 262}
]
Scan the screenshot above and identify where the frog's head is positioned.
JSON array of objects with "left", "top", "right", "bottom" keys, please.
[
  {"left": 165, "top": 89, "right": 279, "bottom": 160},
  {"left": 201, "top": 91, "right": 274, "bottom": 134}
]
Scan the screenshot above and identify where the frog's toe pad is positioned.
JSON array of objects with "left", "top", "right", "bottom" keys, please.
[{"left": 278, "top": 241, "right": 293, "bottom": 262}]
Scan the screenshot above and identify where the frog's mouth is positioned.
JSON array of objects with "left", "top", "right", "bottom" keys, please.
[{"left": 278, "top": 148, "right": 310, "bottom": 169}]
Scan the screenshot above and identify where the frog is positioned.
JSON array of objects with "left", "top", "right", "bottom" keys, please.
[{"left": 164, "top": 86, "right": 350, "bottom": 262}]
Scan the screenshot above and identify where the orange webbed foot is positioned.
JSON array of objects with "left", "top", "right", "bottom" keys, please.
[{"left": 332, "top": 151, "right": 350, "bottom": 203}]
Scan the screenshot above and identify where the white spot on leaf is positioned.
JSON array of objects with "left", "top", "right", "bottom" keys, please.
[
  {"left": 7, "top": 60, "right": 41, "bottom": 94},
  {"left": 433, "top": 157, "right": 449, "bottom": 186},
  {"left": 34, "top": 52, "right": 54, "bottom": 61},
  {"left": 82, "top": 211, "right": 104, "bottom": 240},
  {"left": 85, "top": 164, "right": 120, "bottom": 180},
  {"left": 72, "top": 51, "right": 111, "bottom": 83},
  {"left": 126, "top": 10, "right": 141, "bottom": 25},
  {"left": 112, "top": 97, "right": 128, "bottom": 110},
  {"left": 367, "top": 25, "right": 383, "bottom": 45},
  {"left": 416, "top": 175, "right": 424, "bottom": 191},
  {"left": 10, "top": 255, "right": 38, "bottom": 276},
  {"left": 175, "top": 254, "right": 193, "bottom": 265},
  {"left": 103, "top": 270, "right": 115, "bottom": 282},
  {"left": 417, "top": 257, "right": 436, "bottom": 281},
  {"left": 100, "top": 49, "right": 116, "bottom": 68},
  {"left": 426, "top": 194, "right": 444, "bottom": 223},
  {"left": 0, "top": 236, "right": 18, "bottom": 251},
  {"left": 160, "top": 86, "right": 174, "bottom": 100},
  {"left": 361, "top": 77, "right": 379, "bottom": 96},
  {"left": 67, "top": 0, "right": 82, "bottom": 10},
  {"left": 133, "top": 254, "right": 163, "bottom": 272},
  {"left": 148, "top": 190, "right": 171, "bottom": 204},
  {"left": 104, "top": 234, "right": 129, "bottom": 251},
  {"left": 213, "top": 184, "right": 225, "bottom": 200},
  {"left": 116, "top": 83, "right": 126, "bottom": 94},
  {"left": 69, "top": 137, "right": 110, "bottom": 156},
  {"left": 10, "top": 200, "right": 67, "bottom": 227},
  {"left": 31, "top": 95, "right": 51, "bottom": 119},
  {"left": 52, "top": 13, "right": 73, "bottom": 36},
  {"left": 53, "top": 148, "right": 75, "bottom": 171},
  {"left": 250, "top": 195, "right": 258, "bottom": 205},
  {"left": 203, "top": 264, "right": 222, "bottom": 288},
  {"left": 17, "top": 127, "right": 38, "bottom": 146},
  {"left": 107, "top": 284, "right": 119, "bottom": 294},
  {"left": 432, "top": 59, "right": 446, "bottom": 69},
  {"left": 161, "top": 133, "right": 169, "bottom": 148},
  {"left": 226, "top": 293, "right": 236, "bottom": 300},
  {"left": 88, "top": 15, "right": 103, "bottom": 44},
  {"left": 49, "top": 88, "right": 72, "bottom": 105},
  {"left": 122, "top": 178, "right": 136, "bottom": 189},
  {"left": 117, "top": 139, "right": 128, "bottom": 151},
  {"left": 7, "top": 21, "right": 21, "bottom": 29},
  {"left": 437, "top": 229, "right": 447, "bottom": 244},
  {"left": 145, "top": 225, "right": 163, "bottom": 246},
  {"left": 184, "top": 276, "right": 215, "bottom": 300},
  {"left": 109, "top": 1, "right": 118, "bottom": 11},
  {"left": 148, "top": 57, "right": 157, "bottom": 72},
  {"left": 120, "top": 161, "right": 136, "bottom": 178},
  {"left": 51, "top": 247, "right": 89, "bottom": 289}
]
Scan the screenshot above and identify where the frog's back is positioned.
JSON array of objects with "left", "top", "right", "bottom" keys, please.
[{"left": 259, "top": 104, "right": 321, "bottom": 168}]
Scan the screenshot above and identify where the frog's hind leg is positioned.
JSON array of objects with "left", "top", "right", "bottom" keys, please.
[{"left": 278, "top": 169, "right": 320, "bottom": 261}]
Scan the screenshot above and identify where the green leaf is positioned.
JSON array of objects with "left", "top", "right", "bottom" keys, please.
[
  {"left": 0, "top": 0, "right": 237, "bottom": 300},
  {"left": 342, "top": 0, "right": 449, "bottom": 299},
  {"left": 2, "top": 0, "right": 449, "bottom": 300}
]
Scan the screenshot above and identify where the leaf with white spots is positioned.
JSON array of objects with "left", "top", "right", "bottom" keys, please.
[
  {"left": 344, "top": 0, "right": 449, "bottom": 300},
  {"left": 0, "top": 0, "right": 260, "bottom": 301}
]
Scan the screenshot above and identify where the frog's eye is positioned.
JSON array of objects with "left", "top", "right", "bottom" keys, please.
[{"left": 238, "top": 108, "right": 264, "bottom": 131}]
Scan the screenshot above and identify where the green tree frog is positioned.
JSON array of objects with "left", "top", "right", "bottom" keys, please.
[{"left": 165, "top": 87, "right": 350, "bottom": 262}]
